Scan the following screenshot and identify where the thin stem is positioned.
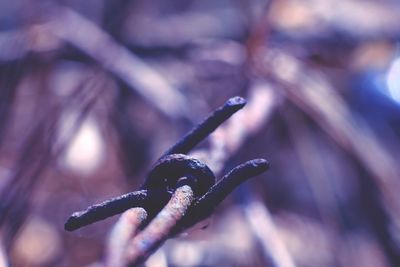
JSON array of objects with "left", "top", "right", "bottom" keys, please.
[
  {"left": 0, "top": 241, "right": 7, "bottom": 267},
  {"left": 47, "top": 5, "right": 188, "bottom": 120},
  {"left": 124, "top": 185, "right": 194, "bottom": 266},
  {"left": 163, "top": 96, "right": 246, "bottom": 156},
  {"left": 244, "top": 201, "right": 296, "bottom": 267}
]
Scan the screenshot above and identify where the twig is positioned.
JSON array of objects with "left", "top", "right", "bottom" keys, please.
[
  {"left": 0, "top": 239, "right": 7, "bottom": 267},
  {"left": 244, "top": 201, "right": 296, "bottom": 267},
  {"left": 0, "top": 78, "right": 102, "bottom": 244},
  {"left": 45, "top": 5, "right": 189, "bottom": 120},
  {"left": 260, "top": 48, "right": 400, "bottom": 265},
  {"left": 263, "top": 48, "right": 400, "bottom": 214},
  {"left": 283, "top": 108, "right": 340, "bottom": 226},
  {"left": 263, "top": 49, "right": 400, "bottom": 194},
  {"left": 124, "top": 185, "right": 194, "bottom": 266}
]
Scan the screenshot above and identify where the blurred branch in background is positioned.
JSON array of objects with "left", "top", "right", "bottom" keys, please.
[
  {"left": 0, "top": 241, "right": 6, "bottom": 267},
  {"left": 0, "top": 76, "right": 107, "bottom": 248},
  {"left": 46, "top": 6, "right": 190, "bottom": 122},
  {"left": 188, "top": 85, "right": 295, "bottom": 267},
  {"left": 0, "top": 5, "right": 190, "bottom": 121},
  {"left": 255, "top": 48, "right": 400, "bottom": 265}
]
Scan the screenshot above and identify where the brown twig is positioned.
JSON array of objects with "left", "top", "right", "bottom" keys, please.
[
  {"left": 45, "top": 5, "right": 189, "bottom": 121},
  {"left": 0, "top": 239, "right": 7, "bottom": 267},
  {"left": 244, "top": 201, "right": 296, "bottom": 267},
  {"left": 263, "top": 48, "right": 400, "bottom": 215},
  {"left": 258, "top": 48, "right": 400, "bottom": 265}
]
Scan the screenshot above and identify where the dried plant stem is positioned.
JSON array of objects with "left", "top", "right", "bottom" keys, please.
[
  {"left": 260, "top": 48, "right": 400, "bottom": 265},
  {"left": 124, "top": 185, "right": 194, "bottom": 266},
  {"left": 284, "top": 109, "right": 340, "bottom": 226},
  {"left": 46, "top": 5, "right": 188, "bottom": 120},
  {"left": 244, "top": 201, "right": 296, "bottom": 267},
  {"left": 264, "top": 49, "right": 400, "bottom": 207},
  {"left": 106, "top": 208, "right": 148, "bottom": 267},
  {"left": 0, "top": 240, "right": 7, "bottom": 267}
]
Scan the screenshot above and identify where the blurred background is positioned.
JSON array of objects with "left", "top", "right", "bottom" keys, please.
[{"left": 1, "top": 0, "right": 400, "bottom": 266}]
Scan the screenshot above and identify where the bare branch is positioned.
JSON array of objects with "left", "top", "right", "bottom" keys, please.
[
  {"left": 46, "top": 6, "right": 189, "bottom": 120},
  {"left": 244, "top": 201, "right": 296, "bottom": 267}
]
